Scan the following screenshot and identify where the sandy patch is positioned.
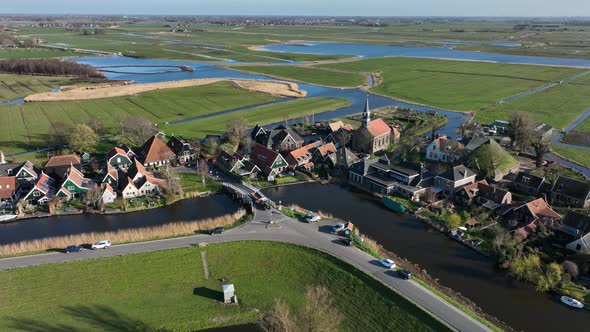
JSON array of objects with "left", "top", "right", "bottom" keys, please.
[{"left": 24, "top": 78, "right": 306, "bottom": 102}]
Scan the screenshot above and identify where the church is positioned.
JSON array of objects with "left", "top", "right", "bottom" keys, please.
[{"left": 351, "top": 98, "right": 392, "bottom": 155}]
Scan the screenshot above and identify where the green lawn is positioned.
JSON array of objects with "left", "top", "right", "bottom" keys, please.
[
  {"left": 317, "top": 57, "right": 589, "bottom": 128},
  {"left": 0, "top": 82, "right": 277, "bottom": 155},
  {"left": 228, "top": 65, "right": 367, "bottom": 87},
  {"left": 161, "top": 97, "right": 351, "bottom": 138},
  {"left": 551, "top": 145, "right": 590, "bottom": 169},
  {"left": 0, "top": 74, "right": 77, "bottom": 102},
  {"left": 0, "top": 241, "right": 448, "bottom": 332}
]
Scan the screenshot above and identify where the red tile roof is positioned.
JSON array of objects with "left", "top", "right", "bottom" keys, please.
[
  {"left": 526, "top": 198, "right": 561, "bottom": 220},
  {"left": 315, "top": 142, "right": 337, "bottom": 157},
  {"left": 328, "top": 121, "right": 353, "bottom": 132},
  {"left": 35, "top": 172, "right": 56, "bottom": 194},
  {"left": 138, "top": 136, "right": 176, "bottom": 164},
  {"left": 367, "top": 118, "right": 391, "bottom": 137},
  {"left": 251, "top": 144, "right": 282, "bottom": 175},
  {"left": 106, "top": 147, "right": 128, "bottom": 161},
  {"left": 517, "top": 219, "right": 538, "bottom": 239},
  {"left": 0, "top": 176, "right": 16, "bottom": 199},
  {"left": 45, "top": 154, "right": 81, "bottom": 167},
  {"left": 104, "top": 183, "right": 115, "bottom": 195}
]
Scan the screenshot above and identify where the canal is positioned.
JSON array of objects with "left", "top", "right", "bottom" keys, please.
[
  {"left": 263, "top": 183, "right": 590, "bottom": 332},
  {"left": 0, "top": 195, "right": 238, "bottom": 245}
]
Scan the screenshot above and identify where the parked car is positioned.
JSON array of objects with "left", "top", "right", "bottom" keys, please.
[
  {"left": 331, "top": 223, "right": 345, "bottom": 233},
  {"left": 91, "top": 240, "right": 111, "bottom": 250},
  {"left": 340, "top": 238, "right": 354, "bottom": 246},
  {"left": 397, "top": 269, "right": 412, "bottom": 280},
  {"left": 379, "top": 258, "right": 396, "bottom": 269},
  {"left": 209, "top": 227, "right": 225, "bottom": 235},
  {"left": 65, "top": 245, "right": 84, "bottom": 254},
  {"left": 305, "top": 215, "right": 321, "bottom": 223}
]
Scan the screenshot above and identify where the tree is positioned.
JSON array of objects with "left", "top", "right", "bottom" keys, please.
[
  {"left": 446, "top": 213, "right": 463, "bottom": 230},
  {"left": 562, "top": 260, "right": 579, "bottom": 279},
  {"left": 87, "top": 115, "right": 103, "bottom": 135},
  {"left": 164, "top": 171, "right": 183, "bottom": 197},
  {"left": 259, "top": 299, "right": 296, "bottom": 332},
  {"left": 67, "top": 124, "right": 99, "bottom": 152},
  {"left": 196, "top": 159, "right": 209, "bottom": 185},
  {"left": 121, "top": 115, "right": 158, "bottom": 147},
  {"left": 226, "top": 117, "right": 248, "bottom": 146},
  {"left": 301, "top": 285, "right": 341, "bottom": 332},
  {"left": 508, "top": 112, "right": 534, "bottom": 151},
  {"left": 204, "top": 138, "right": 219, "bottom": 157},
  {"left": 537, "top": 262, "right": 563, "bottom": 293},
  {"left": 510, "top": 254, "right": 542, "bottom": 284},
  {"left": 85, "top": 185, "right": 103, "bottom": 209},
  {"left": 530, "top": 132, "right": 549, "bottom": 168},
  {"left": 51, "top": 121, "right": 72, "bottom": 149}
]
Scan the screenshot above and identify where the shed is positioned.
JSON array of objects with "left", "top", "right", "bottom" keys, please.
[{"left": 223, "top": 284, "right": 237, "bottom": 304}]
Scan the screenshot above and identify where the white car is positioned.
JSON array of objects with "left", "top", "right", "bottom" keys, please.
[
  {"left": 305, "top": 215, "right": 321, "bottom": 223},
  {"left": 331, "top": 223, "right": 345, "bottom": 233},
  {"left": 379, "top": 258, "right": 396, "bottom": 269},
  {"left": 91, "top": 240, "right": 111, "bottom": 250}
]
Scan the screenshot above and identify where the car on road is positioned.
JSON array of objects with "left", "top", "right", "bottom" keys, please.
[
  {"left": 65, "top": 245, "right": 84, "bottom": 254},
  {"left": 331, "top": 223, "right": 345, "bottom": 233},
  {"left": 91, "top": 240, "right": 111, "bottom": 250},
  {"left": 379, "top": 258, "right": 396, "bottom": 269},
  {"left": 340, "top": 238, "right": 354, "bottom": 246},
  {"left": 397, "top": 269, "right": 412, "bottom": 280},
  {"left": 209, "top": 227, "right": 225, "bottom": 235}
]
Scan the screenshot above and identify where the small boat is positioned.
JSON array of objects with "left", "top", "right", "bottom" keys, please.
[
  {"left": 382, "top": 196, "right": 406, "bottom": 213},
  {"left": 560, "top": 296, "right": 584, "bottom": 309},
  {"left": 0, "top": 214, "right": 17, "bottom": 222}
]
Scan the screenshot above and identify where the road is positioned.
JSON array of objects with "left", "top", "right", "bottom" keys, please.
[{"left": 0, "top": 202, "right": 491, "bottom": 332}]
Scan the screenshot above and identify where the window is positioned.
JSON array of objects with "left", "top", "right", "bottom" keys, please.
[
  {"left": 68, "top": 186, "right": 75, "bottom": 191},
  {"left": 6, "top": 185, "right": 9, "bottom": 189},
  {"left": 117, "top": 157, "right": 121, "bottom": 163},
  {"left": 576, "top": 244, "right": 582, "bottom": 251},
  {"left": 33, "top": 191, "right": 41, "bottom": 197}
]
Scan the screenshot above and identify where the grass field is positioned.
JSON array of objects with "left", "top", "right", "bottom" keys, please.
[
  {"left": 160, "top": 97, "right": 351, "bottom": 138},
  {"left": 317, "top": 57, "right": 583, "bottom": 111},
  {"left": 551, "top": 145, "right": 590, "bottom": 169},
  {"left": 0, "top": 74, "right": 75, "bottom": 102},
  {"left": 479, "top": 77, "right": 590, "bottom": 129},
  {"left": 0, "top": 82, "right": 277, "bottom": 155},
  {"left": 0, "top": 48, "right": 82, "bottom": 59},
  {"left": 0, "top": 241, "right": 448, "bottom": 332},
  {"left": 228, "top": 65, "right": 367, "bottom": 87}
]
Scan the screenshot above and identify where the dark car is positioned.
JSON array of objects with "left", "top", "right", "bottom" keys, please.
[
  {"left": 65, "top": 245, "right": 84, "bottom": 254},
  {"left": 397, "top": 269, "right": 412, "bottom": 280},
  {"left": 209, "top": 227, "right": 225, "bottom": 235},
  {"left": 341, "top": 238, "right": 354, "bottom": 246}
]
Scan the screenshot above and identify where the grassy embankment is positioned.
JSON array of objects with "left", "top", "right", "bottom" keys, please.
[
  {"left": 0, "top": 48, "right": 82, "bottom": 59},
  {"left": 0, "top": 241, "right": 449, "bottom": 332},
  {"left": 0, "top": 81, "right": 276, "bottom": 155},
  {"left": 228, "top": 65, "right": 367, "bottom": 88},
  {"left": 160, "top": 97, "right": 351, "bottom": 138},
  {"left": 551, "top": 145, "right": 590, "bottom": 169},
  {"left": 313, "top": 57, "right": 587, "bottom": 127},
  {"left": 0, "top": 74, "right": 77, "bottom": 102}
]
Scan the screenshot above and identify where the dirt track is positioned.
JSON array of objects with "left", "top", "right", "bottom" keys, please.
[{"left": 23, "top": 78, "right": 306, "bottom": 102}]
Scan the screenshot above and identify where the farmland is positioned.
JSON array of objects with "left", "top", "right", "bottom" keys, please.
[
  {"left": 0, "top": 241, "right": 448, "bottom": 331},
  {"left": 552, "top": 145, "right": 590, "bottom": 169},
  {"left": 228, "top": 65, "right": 367, "bottom": 88},
  {"left": 0, "top": 74, "right": 75, "bottom": 102},
  {"left": 160, "top": 97, "right": 351, "bottom": 138},
  {"left": 0, "top": 82, "right": 277, "bottom": 154}
]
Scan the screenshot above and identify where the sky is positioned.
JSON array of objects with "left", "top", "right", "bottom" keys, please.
[{"left": 2, "top": 0, "right": 590, "bottom": 17}]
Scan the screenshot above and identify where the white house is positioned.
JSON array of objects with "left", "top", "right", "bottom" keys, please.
[
  {"left": 426, "top": 136, "right": 464, "bottom": 163},
  {"left": 121, "top": 177, "right": 140, "bottom": 199},
  {"left": 102, "top": 184, "right": 117, "bottom": 204}
]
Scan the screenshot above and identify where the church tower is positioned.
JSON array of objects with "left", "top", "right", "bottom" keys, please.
[{"left": 361, "top": 96, "right": 371, "bottom": 128}]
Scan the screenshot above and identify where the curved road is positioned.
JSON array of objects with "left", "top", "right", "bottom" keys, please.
[{"left": 0, "top": 203, "right": 491, "bottom": 332}]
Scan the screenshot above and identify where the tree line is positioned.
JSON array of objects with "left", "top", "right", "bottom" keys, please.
[{"left": 0, "top": 59, "right": 105, "bottom": 78}]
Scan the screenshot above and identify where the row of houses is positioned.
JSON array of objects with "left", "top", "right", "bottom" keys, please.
[{"left": 0, "top": 135, "right": 195, "bottom": 210}]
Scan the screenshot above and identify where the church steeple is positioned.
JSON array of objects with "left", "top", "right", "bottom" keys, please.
[{"left": 362, "top": 96, "right": 371, "bottom": 127}]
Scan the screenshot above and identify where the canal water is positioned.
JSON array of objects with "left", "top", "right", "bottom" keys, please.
[
  {"left": 263, "top": 183, "right": 590, "bottom": 332},
  {"left": 0, "top": 195, "right": 238, "bottom": 245}
]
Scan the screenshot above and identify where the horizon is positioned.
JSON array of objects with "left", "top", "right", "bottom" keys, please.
[{"left": 2, "top": 0, "right": 590, "bottom": 17}]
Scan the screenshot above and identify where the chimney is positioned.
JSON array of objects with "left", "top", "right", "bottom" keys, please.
[{"left": 0, "top": 151, "right": 4, "bottom": 164}]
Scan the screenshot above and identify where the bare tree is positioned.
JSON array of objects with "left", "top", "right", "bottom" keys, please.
[
  {"left": 508, "top": 112, "right": 534, "bottom": 151},
  {"left": 164, "top": 170, "right": 183, "bottom": 197},
  {"left": 87, "top": 115, "right": 103, "bottom": 135},
  {"left": 196, "top": 159, "right": 209, "bottom": 185},
  {"left": 121, "top": 115, "right": 158, "bottom": 147},
  {"left": 204, "top": 138, "right": 219, "bottom": 157},
  {"left": 562, "top": 260, "right": 580, "bottom": 279},
  {"left": 259, "top": 299, "right": 296, "bottom": 332},
  {"left": 226, "top": 117, "right": 248, "bottom": 146},
  {"left": 85, "top": 185, "right": 103, "bottom": 209},
  {"left": 301, "top": 285, "right": 341, "bottom": 332},
  {"left": 530, "top": 133, "right": 549, "bottom": 168}
]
